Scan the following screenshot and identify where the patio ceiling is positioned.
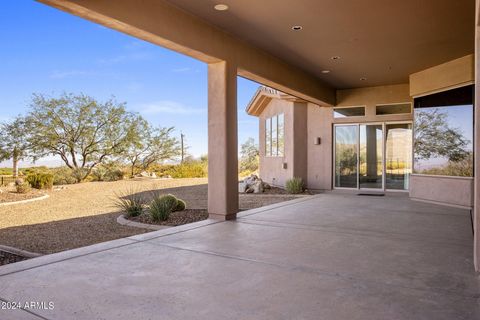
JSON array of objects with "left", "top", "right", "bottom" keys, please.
[{"left": 165, "top": 0, "right": 475, "bottom": 89}]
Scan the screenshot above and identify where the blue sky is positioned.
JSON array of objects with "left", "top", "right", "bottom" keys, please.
[{"left": 0, "top": 0, "right": 260, "bottom": 167}]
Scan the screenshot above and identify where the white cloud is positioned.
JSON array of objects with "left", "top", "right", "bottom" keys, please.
[{"left": 139, "top": 101, "right": 205, "bottom": 115}]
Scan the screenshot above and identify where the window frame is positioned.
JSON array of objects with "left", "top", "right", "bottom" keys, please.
[
  {"left": 375, "top": 102, "right": 412, "bottom": 116},
  {"left": 333, "top": 106, "right": 366, "bottom": 118},
  {"left": 264, "top": 113, "right": 285, "bottom": 157}
]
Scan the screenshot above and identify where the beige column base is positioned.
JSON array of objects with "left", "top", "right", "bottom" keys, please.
[{"left": 208, "top": 213, "right": 237, "bottom": 221}]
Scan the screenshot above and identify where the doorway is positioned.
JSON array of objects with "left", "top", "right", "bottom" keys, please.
[{"left": 334, "top": 122, "right": 412, "bottom": 191}]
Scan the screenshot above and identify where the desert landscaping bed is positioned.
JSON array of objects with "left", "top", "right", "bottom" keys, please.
[
  {"left": 0, "top": 178, "right": 309, "bottom": 260},
  {"left": 127, "top": 209, "right": 209, "bottom": 226},
  {"left": 0, "top": 187, "right": 45, "bottom": 204}
]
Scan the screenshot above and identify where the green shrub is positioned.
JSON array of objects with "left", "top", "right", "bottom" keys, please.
[
  {"left": 72, "top": 168, "right": 89, "bottom": 183},
  {"left": 165, "top": 162, "right": 207, "bottom": 178},
  {"left": 285, "top": 177, "right": 304, "bottom": 194},
  {"left": 15, "top": 179, "right": 31, "bottom": 194},
  {"left": 26, "top": 173, "right": 54, "bottom": 190},
  {"left": 104, "top": 168, "right": 125, "bottom": 181},
  {"left": 51, "top": 167, "right": 77, "bottom": 185},
  {"left": 114, "top": 190, "right": 146, "bottom": 217},
  {"left": 175, "top": 199, "right": 186, "bottom": 211},
  {"left": 91, "top": 167, "right": 107, "bottom": 181},
  {"left": 149, "top": 194, "right": 179, "bottom": 221}
]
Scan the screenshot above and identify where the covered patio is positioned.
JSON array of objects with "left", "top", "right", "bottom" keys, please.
[{"left": 1, "top": 193, "right": 478, "bottom": 319}]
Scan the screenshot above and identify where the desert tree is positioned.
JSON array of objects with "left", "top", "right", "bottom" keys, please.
[
  {"left": 28, "top": 93, "right": 142, "bottom": 182},
  {"left": 0, "top": 116, "right": 32, "bottom": 177},
  {"left": 239, "top": 137, "right": 259, "bottom": 173},
  {"left": 125, "top": 124, "right": 181, "bottom": 176},
  {"left": 414, "top": 109, "right": 470, "bottom": 162}
]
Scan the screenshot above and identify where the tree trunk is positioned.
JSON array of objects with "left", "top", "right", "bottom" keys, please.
[{"left": 12, "top": 148, "right": 19, "bottom": 178}]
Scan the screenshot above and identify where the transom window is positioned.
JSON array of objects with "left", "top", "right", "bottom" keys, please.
[
  {"left": 376, "top": 103, "right": 412, "bottom": 115},
  {"left": 334, "top": 106, "right": 365, "bottom": 118},
  {"left": 265, "top": 113, "right": 284, "bottom": 157}
]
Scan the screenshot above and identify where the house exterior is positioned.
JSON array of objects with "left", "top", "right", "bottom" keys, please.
[
  {"left": 39, "top": 0, "right": 480, "bottom": 272},
  {"left": 247, "top": 55, "right": 474, "bottom": 210}
]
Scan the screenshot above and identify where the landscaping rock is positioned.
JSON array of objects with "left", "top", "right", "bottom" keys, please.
[
  {"left": 140, "top": 171, "right": 150, "bottom": 178},
  {"left": 252, "top": 181, "right": 264, "bottom": 194},
  {"left": 238, "top": 182, "right": 247, "bottom": 193},
  {"left": 151, "top": 172, "right": 157, "bottom": 178},
  {"left": 240, "top": 174, "right": 268, "bottom": 193}
]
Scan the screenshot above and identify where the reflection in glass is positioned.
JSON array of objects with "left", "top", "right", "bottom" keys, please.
[
  {"left": 265, "top": 118, "right": 271, "bottom": 156},
  {"left": 386, "top": 124, "right": 412, "bottom": 190},
  {"left": 359, "top": 125, "right": 383, "bottom": 189},
  {"left": 277, "top": 113, "right": 285, "bottom": 156},
  {"left": 271, "top": 115, "right": 278, "bottom": 157},
  {"left": 335, "top": 126, "right": 358, "bottom": 188},
  {"left": 413, "top": 85, "right": 473, "bottom": 177}
]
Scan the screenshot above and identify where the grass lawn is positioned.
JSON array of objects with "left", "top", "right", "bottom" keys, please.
[{"left": 0, "top": 178, "right": 304, "bottom": 255}]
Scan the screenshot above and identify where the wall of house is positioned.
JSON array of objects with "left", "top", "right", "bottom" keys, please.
[
  {"left": 307, "top": 104, "right": 333, "bottom": 190},
  {"left": 258, "top": 99, "right": 294, "bottom": 187},
  {"left": 410, "top": 54, "right": 474, "bottom": 97},
  {"left": 408, "top": 55, "right": 475, "bottom": 208},
  {"left": 335, "top": 84, "right": 413, "bottom": 123},
  {"left": 410, "top": 175, "right": 473, "bottom": 208},
  {"left": 305, "top": 85, "right": 412, "bottom": 191}
]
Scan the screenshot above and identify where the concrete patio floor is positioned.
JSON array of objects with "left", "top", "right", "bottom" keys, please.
[{"left": 0, "top": 193, "right": 479, "bottom": 320}]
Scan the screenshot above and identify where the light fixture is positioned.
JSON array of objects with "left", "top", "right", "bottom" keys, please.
[
  {"left": 331, "top": 56, "right": 340, "bottom": 60},
  {"left": 321, "top": 70, "right": 330, "bottom": 74},
  {"left": 360, "top": 77, "right": 367, "bottom": 81},
  {"left": 291, "top": 25, "right": 303, "bottom": 31},
  {"left": 214, "top": 4, "right": 229, "bottom": 11}
]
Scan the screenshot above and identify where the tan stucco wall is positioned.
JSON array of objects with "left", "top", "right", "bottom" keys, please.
[
  {"left": 409, "top": 54, "right": 474, "bottom": 97},
  {"left": 407, "top": 56, "right": 475, "bottom": 210},
  {"left": 410, "top": 175, "right": 474, "bottom": 208},
  {"left": 307, "top": 104, "right": 333, "bottom": 190},
  {"left": 292, "top": 102, "right": 308, "bottom": 183}
]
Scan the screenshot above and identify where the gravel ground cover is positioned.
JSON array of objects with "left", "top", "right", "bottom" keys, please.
[
  {"left": 0, "top": 178, "right": 307, "bottom": 256},
  {"left": 0, "top": 187, "right": 45, "bottom": 204}
]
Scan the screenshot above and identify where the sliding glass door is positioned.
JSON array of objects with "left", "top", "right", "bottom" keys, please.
[
  {"left": 334, "top": 122, "right": 411, "bottom": 191},
  {"left": 334, "top": 125, "right": 358, "bottom": 188},
  {"left": 385, "top": 123, "right": 412, "bottom": 190},
  {"left": 359, "top": 124, "right": 383, "bottom": 189}
]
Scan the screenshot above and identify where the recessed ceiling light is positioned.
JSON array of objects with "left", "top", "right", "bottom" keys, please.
[
  {"left": 360, "top": 77, "right": 367, "bottom": 81},
  {"left": 291, "top": 25, "right": 303, "bottom": 31},
  {"left": 214, "top": 4, "right": 229, "bottom": 11},
  {"left": 331, "top": 56, "right": 340, "bottom": 60},
  {"left": 321, "top": 70, "right": 330, "bottom": 74}
]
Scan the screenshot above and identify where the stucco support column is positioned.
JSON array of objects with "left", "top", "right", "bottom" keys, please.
[
  {"left": 474, "top": 0, "right": 480, "bottom": 272},
  {"left": 208, "top": 61, "right": 238, "bottom": 220}
]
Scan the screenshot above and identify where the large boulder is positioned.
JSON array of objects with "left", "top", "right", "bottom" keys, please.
[
  {"left": 240, "top": 174, "right": 266, "bottom": 193},
  {"left": 151, "top": 172, "right": 157, "bottom": 178}
]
